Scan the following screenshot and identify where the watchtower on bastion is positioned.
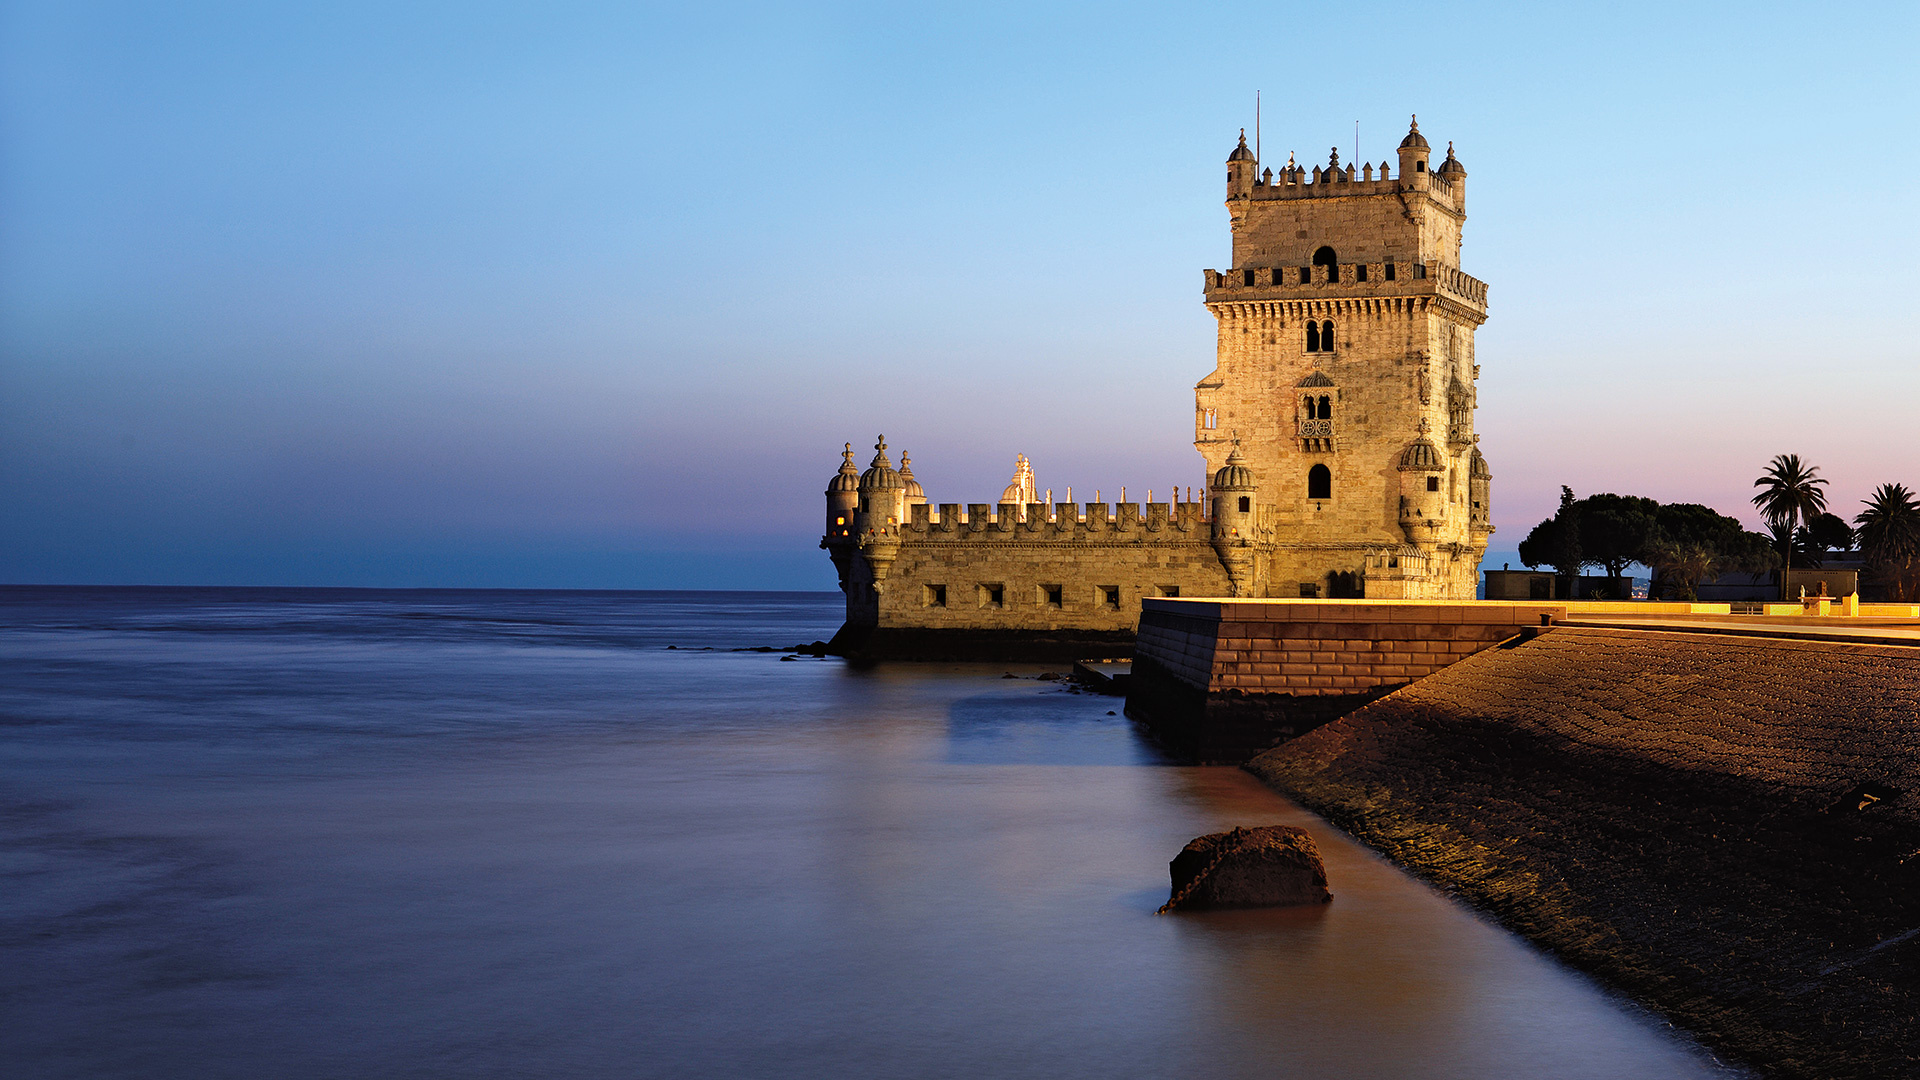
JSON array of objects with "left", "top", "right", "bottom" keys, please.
[
  {"left": 820, "top": 117, "right": 1492, "bottom": 657},
  {"left": 1198, "top": 116, "right": 1492, "bottom": 599}
]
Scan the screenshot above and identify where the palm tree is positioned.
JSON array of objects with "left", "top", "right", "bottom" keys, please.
[
  {"left": 1752, "top": 454, "right": 1829, "bottom": 598},
  {"left": 1855, "top": 483, "right": 1920, "bottom": 601}
]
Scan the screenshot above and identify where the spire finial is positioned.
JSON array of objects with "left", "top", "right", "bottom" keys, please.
[
  {"left": 1238, "top": 127, "right": 1246, "bottom": 144},
  {"left": 1446, "top": 140, "right": 1455, "bottom": 157},
  {"left": 1329, "top": 146, "right": 1340, "bottom": 168},
  {"left": 1410, "top": 113, "right": 1419, "bottom": 131}
]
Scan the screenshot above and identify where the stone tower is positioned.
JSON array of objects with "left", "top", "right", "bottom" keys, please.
[{"left": 1194, "top": 117, "right": 1492, "bottom": 599}]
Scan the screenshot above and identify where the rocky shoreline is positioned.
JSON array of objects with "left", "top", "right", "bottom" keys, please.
[{"left": 1245, "top": 627, "right": 1920, "bottom": 1080}]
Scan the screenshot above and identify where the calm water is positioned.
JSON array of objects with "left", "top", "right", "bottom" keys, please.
[{"left": 0, "top": 587, "right": 1737, "bottom": 1079}]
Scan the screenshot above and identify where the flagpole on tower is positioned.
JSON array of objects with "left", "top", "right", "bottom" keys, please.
[{"left": 1255, "top": 90, "right": 1261, "bottom": 168}]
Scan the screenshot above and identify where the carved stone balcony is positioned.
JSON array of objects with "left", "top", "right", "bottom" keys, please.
[
  {"left": 1202, "top": 261, "right": 1488, "bottom": 321},
  {"left": 1298, "top": 418, "right": 1335, "bottom": 453}
]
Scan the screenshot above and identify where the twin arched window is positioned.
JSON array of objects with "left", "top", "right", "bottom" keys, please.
[
  {"left": 1306, "top": 320, "right": 1335, "bottom": 353},
  {"left": 1302, "top": 394, "right": 1332, "bottom": 419},
  {"left": 1307, "top": 464, "right": 1332, "bottom": 500}
]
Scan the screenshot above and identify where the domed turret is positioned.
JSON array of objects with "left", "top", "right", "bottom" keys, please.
[
  {"left": 859, "top": 437, "right": 901, "bottom": 492},
  {"left": 856, "top": 436, "right": 906, "bottom": 534},
  {"left": 1435, "top": 140, "right": 1466, "bottom": 205},
  {"left": 1209, "top": 445, "right": 1259, "bottom": 595},
  {"left": 1212, "top": 445, "right": 1256, "bottom": 492},
  {"left": 825, "top": 442, "right": 859, "bottom": 540},
  {"left": 1397, "top": 438, "right": 1445, "bottom": 472},
  {"left": 1396, "top": 114, "right": 1432, "bottom": 182},
  {"left": 1397, "top": 438, "right": 1447, "bottom": 542},
  {"left": 899, "top": 453, "right": 926, "bottom": 506},
  {"left": 1227, "top": 129, "right": 1256, "bottom": 199},
  {"left": 1468, "top": 449, "right": 1493, "bottom": 534},
  {"left": 828, "top": 443, "right": 860, "bottom": 493}
]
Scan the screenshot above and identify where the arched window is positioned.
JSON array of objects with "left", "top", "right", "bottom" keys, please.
[
  {"left": 1318, "top": 394, "right": 1331, "bottom": 417},
  {"left": 1305, "top": 322, "right": 1320, "bottom": 352},
  {"left": 1321, "top": 320, "right": 1335, "bottom": 351},
  {"left": 1237, "top": 495, "right": 1250, "bottom": 512},
  {"left": 1302, "top": 395, "right": 1315, "bottom": 418},
  {"left": 1313, "top": 246, "right": 1338, "bottom": 282},
  {"left": 1307, "top": 464, "right": 1332, "bottom": 500}
]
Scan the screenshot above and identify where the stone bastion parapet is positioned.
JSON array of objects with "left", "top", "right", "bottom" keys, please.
[
  {"left": 1203, "top": 262, "right": 1488, "bottom": 316},
  {"left": 907, "top": 501, "right": 1210, "bottom": 539}
]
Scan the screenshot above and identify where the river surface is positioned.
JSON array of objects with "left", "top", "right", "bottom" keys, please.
[{"left": 0, "top": 587, "right": 1738, "bottom": 1078}]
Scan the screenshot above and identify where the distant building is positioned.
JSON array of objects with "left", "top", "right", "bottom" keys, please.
[
  {"left": 822, "top": 118, "right": 1493, "bottom": 655},
  {"left": 1485, "top": 571, "right": 1635, "bottom": 601},
  {"left": 1695, "top": 566, "right": 1862, "bottom": 601}
]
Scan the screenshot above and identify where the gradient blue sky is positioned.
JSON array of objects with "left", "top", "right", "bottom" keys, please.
[{"left": 4, "top": 2, "right": 1915, "bottom": 589}]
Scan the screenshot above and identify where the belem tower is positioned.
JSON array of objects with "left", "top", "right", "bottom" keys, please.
[{"left": 821, "top": 117, "right": 1492, "bottom": 656}]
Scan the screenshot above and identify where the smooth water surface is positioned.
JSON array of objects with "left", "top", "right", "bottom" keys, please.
[{"left": 0, "top": 587, "right": 1737, "bottom": 1078}]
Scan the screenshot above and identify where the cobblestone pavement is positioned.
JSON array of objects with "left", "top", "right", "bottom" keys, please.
[{"left": 1248, "top": 626, "right": 1920, "bottom": 1080}]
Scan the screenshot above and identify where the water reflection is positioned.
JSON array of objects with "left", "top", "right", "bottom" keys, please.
[{"left": 0, "top": 590, "right": 1739, "bottom": 1079}]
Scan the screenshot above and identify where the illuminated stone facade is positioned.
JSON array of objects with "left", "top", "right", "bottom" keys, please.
[{"left": 821, "top": 117, "right": 1491, "bottom": 650}]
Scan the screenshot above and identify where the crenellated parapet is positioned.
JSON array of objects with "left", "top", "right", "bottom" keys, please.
[
  {"left": 1248, "top": 161, "right": 1459, "bottom": 202},
  {"left": 908, "top": 500, "right": 1210, "bottom": 539}
]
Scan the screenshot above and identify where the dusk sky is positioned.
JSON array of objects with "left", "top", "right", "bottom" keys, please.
[{"left": 4, "top": 2, "right": 1915, "bottom": 589}]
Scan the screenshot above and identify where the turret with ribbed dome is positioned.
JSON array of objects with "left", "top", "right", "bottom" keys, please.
[
  {"left": 855, "top": 436, "right": 906, "bottom": 535},
  {"left": 1212, "top": 445, "right": 1256, "bottom": 492},
  {"left": 1226, "top": 129, "right": 1256, "bottom": 199},
  {"left": 1209, "top": 443, "right": 1259, "bottom": 596},
  {"left": 1468, "top": 448, "right": 1493, "bottom": 535},
  {"left": 1397, "top": 438, "right": 1448, "bottom": 542},
  {"left": 1397, "top": 438, "right": 1446, "bottom": 472},
  {"left": 1395, "top": 116, "right": 1432, "bottom": 184},
  {"left": 1435, "top": 140, "right": 1466, "bottom": 200},
  {"left": 899, "top": 453, "right": 926, "bottom": 506},
  {"left": 825, "top": 442, "right": 859, "bottom": 541},
  {"left": 858, "top": 437, "right": 901, "bottom": 493}
]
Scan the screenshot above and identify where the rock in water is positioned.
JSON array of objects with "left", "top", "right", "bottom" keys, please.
[{"left": 1163, "top": 825, "right": 1331, "bottom": 911}]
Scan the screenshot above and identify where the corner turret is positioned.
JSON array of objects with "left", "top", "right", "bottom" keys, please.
[
  {"left": 1468, "top": 448, "right": 1492, "bottom": 536},
  {"left": 1436, "top": 140, "right": 1466, "bottom": 204},
  {"left": 825, "top": 443, "right": 859, "bottom": 541},
  {"left": 1396, "top": 115, "right": 1432, "bottom": 186},
  {"left": 857, "top": 437, "right": 905, "bottom": 534},
  {"left": 1227, "top": 130, "right": 1256, "bottom": 200},
  {"left": 855, "top": 436, "right": 905, "bottom": 590},
  {"left": 1396, "top": 438, "right": 1447, "bottom": 543},
  {"left": 899, "top": 453, "right": 927, "bottom": 508},
  {"left": 1210, "top": 444, "right": 1259, "bottom": 596}
]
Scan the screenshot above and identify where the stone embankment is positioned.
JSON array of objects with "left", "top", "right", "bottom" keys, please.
[{"left": 1246, "top": 625, "right": 1920, "bottom": 1080}]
